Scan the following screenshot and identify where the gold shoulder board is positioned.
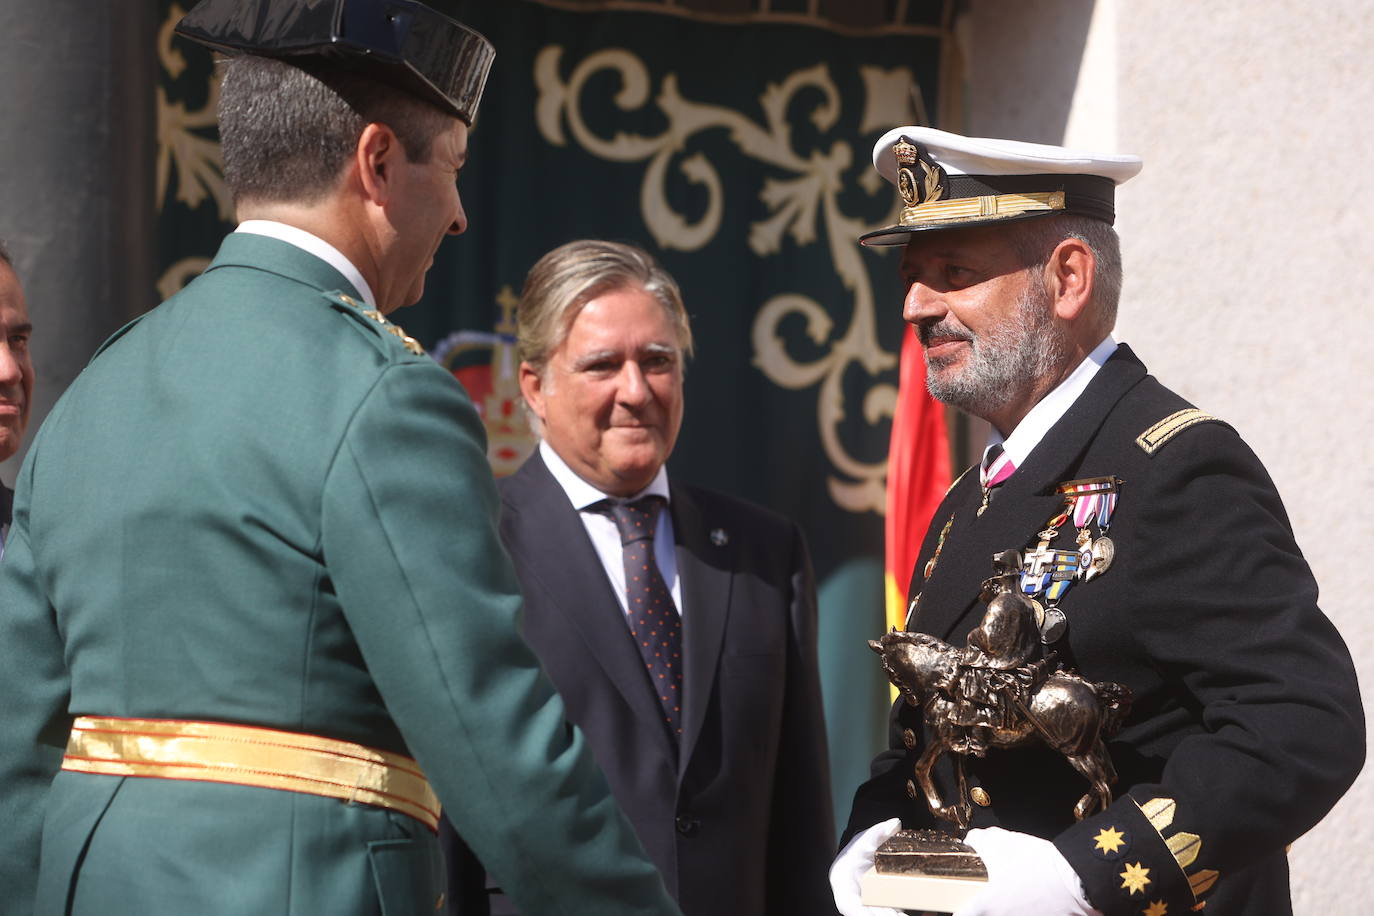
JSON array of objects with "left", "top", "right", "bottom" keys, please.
[
  {"left": 1135, "top": 408, "right": 1221, "bottom": 456},
  {"left": 328, "top": 292, "right": 425, "bottom": 356}
]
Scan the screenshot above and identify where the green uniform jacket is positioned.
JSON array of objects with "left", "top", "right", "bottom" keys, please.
[{"left": 0, "top": 233, "right": 679, "bottom": 916}]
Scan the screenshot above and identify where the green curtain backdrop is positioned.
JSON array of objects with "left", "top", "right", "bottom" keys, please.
[{"left": 154, "top": 0, "right": 950, "bottom": 830}]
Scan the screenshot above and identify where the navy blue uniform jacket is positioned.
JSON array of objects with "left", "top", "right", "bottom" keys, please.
[{"left": 845, "top": 346, "right": 1363, "bottom": 916}]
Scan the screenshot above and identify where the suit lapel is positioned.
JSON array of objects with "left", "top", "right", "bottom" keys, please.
[
  {"left": 918, "top": 347, "right": 1149, "bottom": 642},
  {"left": 669, "top": 484, "right": 732, "bottom": 772},
  {"left": 502, "top": 455, "right": 679, "bottom": 762}
]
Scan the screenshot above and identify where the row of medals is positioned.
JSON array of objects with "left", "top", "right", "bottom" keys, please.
[{"left": 1015, "top": 476, "right": 1121, "bottom": 644}]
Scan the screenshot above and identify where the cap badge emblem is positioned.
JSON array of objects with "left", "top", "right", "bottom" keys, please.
[{"left": 893, "top": 137, "right": 945, "bottom": 215}]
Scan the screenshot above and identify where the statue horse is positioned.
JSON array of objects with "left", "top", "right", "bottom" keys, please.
[{"left": 870, "top": 560, "right": 1131, "bottom": 830}]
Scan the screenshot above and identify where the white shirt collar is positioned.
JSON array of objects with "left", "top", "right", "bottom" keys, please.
[
  {"left": 984, "top": 336, "right": 1119, "bottom": 469},
  {"left": 539, "top": 440, "right": 671, "bottom": 510},
  {"left": 235, "top": 220, "right": 378, "bottom": 310}
]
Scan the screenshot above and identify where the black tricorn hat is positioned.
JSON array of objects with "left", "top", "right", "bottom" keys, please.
[{"left": 175, "top": 0, "right": 495, "bottom": 125}]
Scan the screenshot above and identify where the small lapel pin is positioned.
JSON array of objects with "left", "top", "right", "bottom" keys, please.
[{"left": 710, "top": 528, "right": 729, "bottom": 547}]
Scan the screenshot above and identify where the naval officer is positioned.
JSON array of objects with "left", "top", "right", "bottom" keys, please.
[
  {"left": 829, "top": 127, "right": 1364, "bottom": 916},
  {"left": 0, "top": 2, "right": 679, "bottom": 914}
]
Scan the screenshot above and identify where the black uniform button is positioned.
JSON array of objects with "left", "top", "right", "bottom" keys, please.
[
  {"left": 970, "top": 787, "right": 991, "bottom": 807},
  {"left": 675, "top": 814, "right": 701, "bottom": 836},
  {"left": 902, "top": 728, "right": 916, "bottom": 749},
  {"left": 905, "top": 779, "right": 918, "bottom": 799}
]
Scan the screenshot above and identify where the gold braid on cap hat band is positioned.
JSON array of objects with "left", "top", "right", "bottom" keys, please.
[
  {"left": 900, "top": 190, "right": 1066, "bottom": 227},
  {"left": 897, "top": 168, "right": 1116, "bottom": 227}
]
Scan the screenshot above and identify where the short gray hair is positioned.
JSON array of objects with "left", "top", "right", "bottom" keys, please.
[
  {"left": 1012, "top": 214, "right": 1123, "bottom": 328},
  {"left": 218, "top": 55, "right": 454, "bottom": 207},
  {"left": 517, "top": 240, "right": 695, "bottom": 376},
  {"left": 0, "top": 239, "right": 11, "bottom": 268}
]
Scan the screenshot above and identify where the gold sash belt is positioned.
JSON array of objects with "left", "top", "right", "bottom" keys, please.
[{"left": 62, "top": 716, "right": 440, "bottom": 831}]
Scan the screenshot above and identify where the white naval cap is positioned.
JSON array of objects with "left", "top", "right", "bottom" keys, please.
[{"left": 860, "top": 126, "right": 1143, "bottom": 246}]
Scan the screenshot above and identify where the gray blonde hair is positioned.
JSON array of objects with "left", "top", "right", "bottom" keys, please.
[
  {"left": 1012, "top": 214, "right": 1123, "bottom": 328},
  {"left": 517, "top": 240, "right": 694, "bottom": 375}
]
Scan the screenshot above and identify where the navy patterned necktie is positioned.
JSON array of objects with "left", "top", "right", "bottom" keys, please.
[{"left": 601, "top": 496, "right": 683, "bottom": 742}]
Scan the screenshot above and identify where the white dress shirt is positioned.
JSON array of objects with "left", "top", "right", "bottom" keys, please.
[
  {"left": 982, "top": 336, "right": 1119, "bottom": 469},
  {"left": 235, "top": 220, "right": 378, "bottom": 310},
  {"left": 539, "top": 441, "right": 683, "bottom": 617}
]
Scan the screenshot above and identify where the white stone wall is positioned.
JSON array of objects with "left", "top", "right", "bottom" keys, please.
[{"left": 968, "top": 1, "right": 1373, "bottom": 910}]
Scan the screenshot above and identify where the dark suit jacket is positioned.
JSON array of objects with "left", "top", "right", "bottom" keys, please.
[
  {"left": 444, "top": 451, "right": 837, "bottom": 915},
  {"left": 845, "top": 345, "right": 1364, "bottom": 916}
]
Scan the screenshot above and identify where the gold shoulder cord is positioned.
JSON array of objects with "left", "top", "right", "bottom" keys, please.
[{"left": 337, "top": 294, "right": 425, "bottom": 356}]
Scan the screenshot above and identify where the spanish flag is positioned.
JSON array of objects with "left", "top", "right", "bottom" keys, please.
[{"left": 884, "top": 325, "right": 951, "bottom": 634}]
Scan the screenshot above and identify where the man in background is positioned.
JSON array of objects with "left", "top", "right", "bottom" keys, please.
[
  {"left": 444, "top": 239, "right": 837, "bottom": 916},
  {"left": 0, "top": 240, "right": 34, "bottom": 545},
  {"left": 0, "top": 3, "right": 678, "bottom": 913}
]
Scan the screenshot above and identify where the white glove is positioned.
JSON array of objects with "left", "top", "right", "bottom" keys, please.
[
  {"left": 829, "top": 818, "right": 907, "bottom": 916},
  {"left": 955, "top": 827, "right": 1100, "bottom": 916}
]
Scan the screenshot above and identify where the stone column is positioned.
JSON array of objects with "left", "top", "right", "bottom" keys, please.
[{"left": 0, "top": 2, "right": 158, "bottom": 482}]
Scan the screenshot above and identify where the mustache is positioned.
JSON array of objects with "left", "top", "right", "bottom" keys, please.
[{"left": 917, "top": 320, "right": 974, "bottom": 348}]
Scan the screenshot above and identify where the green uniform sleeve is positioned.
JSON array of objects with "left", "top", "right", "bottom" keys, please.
[
  {"left": 0, "top": 465, "right": 72, "bottom": 910},
  {"left": 320, "top": 360, "right": 680, "bottom": 916}
]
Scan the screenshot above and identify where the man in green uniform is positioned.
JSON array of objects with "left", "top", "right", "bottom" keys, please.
[{"left": 0, "top": 2, "right": 679, "bottom": 914}]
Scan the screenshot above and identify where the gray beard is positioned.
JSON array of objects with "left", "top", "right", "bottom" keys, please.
[{"left": 922, "top": 282, "right": 1066, "bottom": 417}]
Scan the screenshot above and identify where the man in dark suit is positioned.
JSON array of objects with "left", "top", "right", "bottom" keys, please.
[
  {"left": 0, "top": 4, "right": 679, "bottom": 914},
  {"left": 0, "top": 239, "right": 33, "bottom": 546},
  {"left": 829, "top": 128, "right": 1364, "bottom": 916},
  {"left": 443, "top": 239, "right": 837, "bottom": 916}
]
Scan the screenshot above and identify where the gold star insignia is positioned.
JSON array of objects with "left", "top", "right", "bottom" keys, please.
[
  {"left": 1142, "top": 901, "right": 1168, "bottom": 916},
  {"left": 1093, "top": 826, "right": 1126, "bottom": 854},
  {"left": 1120, "top": 861, "right": 1152, "bottom": 895}
]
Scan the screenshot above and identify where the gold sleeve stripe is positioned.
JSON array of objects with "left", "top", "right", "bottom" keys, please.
[
  {"left": 1139, "top": 796, "right": 1176, "bottom": 831},
  {"left": 1136, "top": 409, "right": 1220, "bottom": 456},
  {"left": 1190, "top": 870, "right": 1220, "bottom": 896},
  {"left": 1168, "top": 832, "right": 1202, "bottom": 868},
  {"left": 1133, "top": 797, "right": 1222, "bottom": 905}
]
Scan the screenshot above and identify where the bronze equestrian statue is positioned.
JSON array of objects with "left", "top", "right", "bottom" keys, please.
[{"left": 870, "top": 552, "right": 1132, "bottom": 831}]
